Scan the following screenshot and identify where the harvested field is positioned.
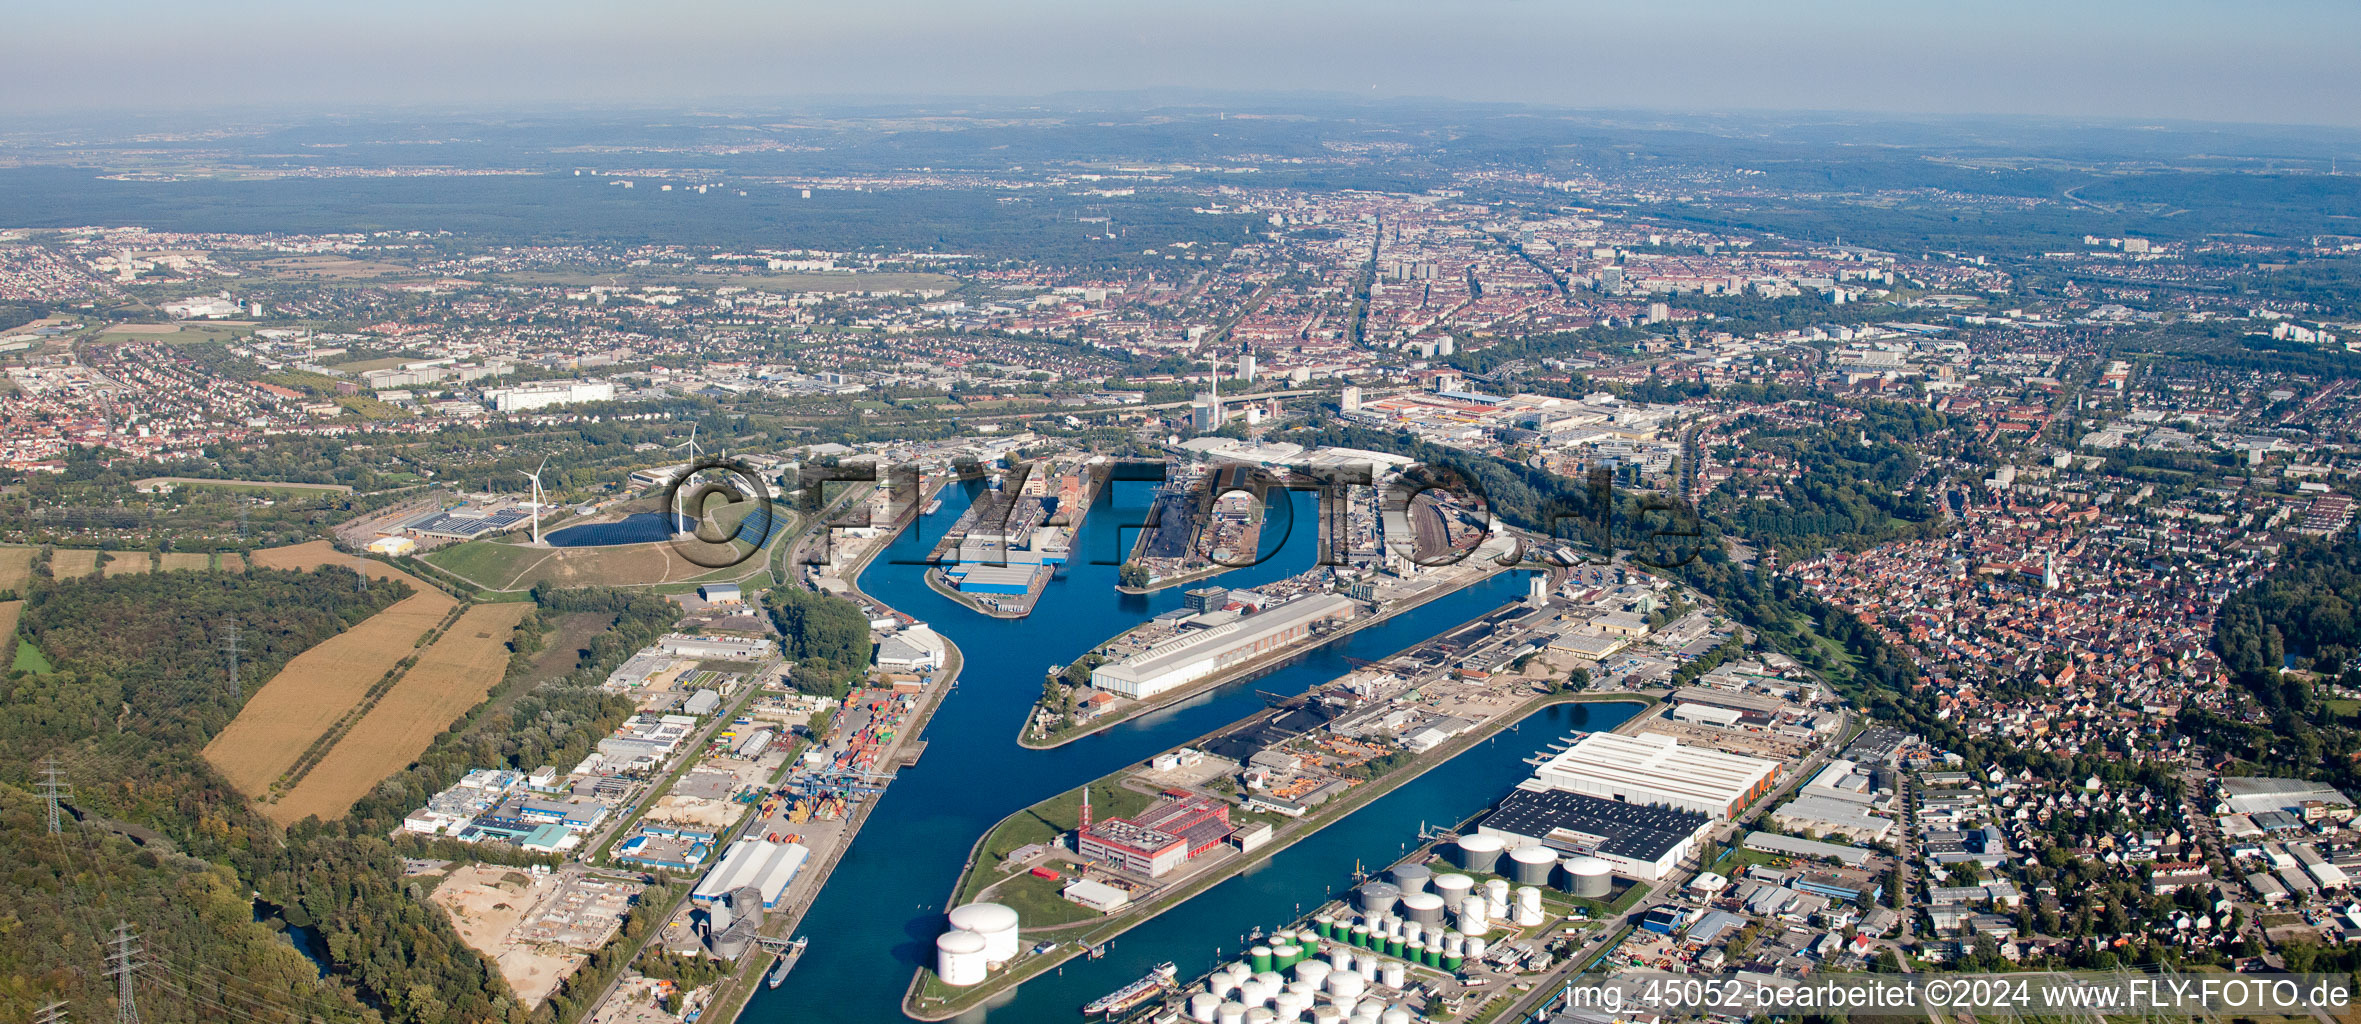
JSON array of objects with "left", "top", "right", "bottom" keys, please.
[
  {"left": 50, "top": 549, "right": 100, "bottom": 578},
  {"left": 204, "top": 542, "right": 457, "bottom": 798},
  {"left": 0, "top": 600, "right": 20, "bottom": 642},
  {"left": 0, "top": 548, "right": 30, "bottom": 590},
  {"left": 160, "top": 552, "right": 213, "bottom": 572},
  {"left": 101, "top": 554, "right": 150, "bottom": 577},
  {"left": 268, "top": 602, "right": 531, "bottom": 824}
]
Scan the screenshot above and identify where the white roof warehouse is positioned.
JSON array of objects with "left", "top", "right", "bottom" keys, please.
[
  {"left": 1531, "top": 731, "right": 1779, "bottom": 818},
  {"left": 1091, "top": 595, "right": 1353, "bottom": 699}
]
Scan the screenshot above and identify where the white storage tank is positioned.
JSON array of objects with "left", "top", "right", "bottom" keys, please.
[
  {"left": 1217, "top": 1002, "right": 1249, "bottom": 1024},
  {"left": 1508, "top": 845, "right": 1557, "bottom": 887},
  {"left": 946, "top": 902, "right": 1021, "bottom": 963},
  {"left": 1355, "top": 881, "right": 1401, "bottom": 917},
  {"left": 1326, "top": 970, "right": 1367, "bottom": 1000},
  {"left": 1246, "top": 1008, "right": 1276, "bottom": 1024},
  {"left": 1516, "top": 885, "right": 1543, "bottom": 913},
  {"left": 1311, "top": 1006, "right": 1343, "bottom": 1024},
  {"left": 1453, "top": 835, "right": 1505, "bottom": 873},
  {"left": 1380, "top": 961, "right": 1406, "bottom": 990},
  {"left": 1459, "top": 895, "right": 1490, "bottom": 936},
  {"left": 1388, "top": 862, "right": 1432, "bottom": 894},
  {"left": 1565, "top": 856, "right": 1614, "bottom": 898},
  {"left": 1381, "top": 1004, "right": 1413, "bottom": 1024},
  {"left": 1431, "top": 872, "right": 1475, "bottom": 906},
  {"left": 1329, "top": 948, "right": 1353, "bottom": 972},
  {"left": 1400, "top": 891, "right": 1446, "bottom": 928},
  {"left": 934, "top": 929, "right": 989, "bottom": 987},
  {"left": 1189, "top": 992, "right": 1223, "bottom": 1023}
]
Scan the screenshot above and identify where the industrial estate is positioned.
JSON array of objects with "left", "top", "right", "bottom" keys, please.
[{"left": 8, "top": 41, "right": 2361, "bottom": 1024}]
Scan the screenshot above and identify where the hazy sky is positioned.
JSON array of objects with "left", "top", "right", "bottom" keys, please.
[{"left": 16, "top": 0, "right": 2361, "bottom": 126}]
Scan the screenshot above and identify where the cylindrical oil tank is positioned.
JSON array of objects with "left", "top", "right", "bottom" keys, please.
[
  {"left": 1332, "top": 995, "right": 1361, "bottom": 1020},
  {"left": 1285, "top": 980, "right": 1318, "bottom": 1001},
  {"left": 1355, "top": 881, "right": 1400, "bottom": 917},
  {"left": 1356, "top": 956, "right": 1377, "bottom": 981},
  {"left": 946, "top": 903, "right": 1021, "bottom": 963},
  {"left": 1295, "top": 960, "right": 1330, "bottom": 987},
  {"left": 1483, "top": 877, "right": 1511, "bottom": 905},
  {"left": 1389, "top": 862, "right": 1431, "bottom": 894},
  {"left": 1250, "top": 945, "right": 1274, "bottom": 974},
  {"left": 1402, "top": 922, "right": 1423, "bottom": 947},
  {"left": 1405, "top": 940, "right": 1426, "bottom": 967},
  {"left": 1347, "top": 925, "right": 1369, "bottom": 948},
  {"left": 1444, "top": 896, "right": 1482, "bottom": 929},
  {"left": 934, "top": 929, "right": 989, "bottom": 987},
  {"left": 1383, "top": 935, "right": 1403, "bottom": 958},
  {"left": 1516, "top": 885, "right": 1543, "bottom": 914},
  {"left": 1453, "top": 835, "right": 1504, "bottom": 874},
  {"left": 1382, "top": 1006, "right": 1412, "bottom": 1024},
  {"left": 1326, "top": 970, "right": 1366, "bottom": 1000},
  {"left": 1399, "top": 891, "right": 1445, "bottom": 928},
  {"left": 1459, "top": 895, "right": 1490, "bottom": 930},
  {"left": 1314, "top": 913, "right": 1336, "bottom": 939},
  {"left": 1431, "top": 873, "right": 1475, "bottom": 907},
  {"left": 1380, "top": 962, "right": 1406, "bottom": 990},
  {"left": 1514, "top": 904, "right": 1543, "bottom": 928},
  {"left": 1424, "top": 944, "right": 1443, "bottom": 968},
  {"left": 1297, "top": 928, "right": 1319, "bottom": 947},
  {"left": 1227, "top": 962, "right": 1253, "bottom": 982},
  {"left": 1466, "top": 936, "right": 1489, "bottom": 959},
  {"left": 1238, "top": 979, "right": 1270, "bottom": 1007},
  {"left": 1217, "top": 1003, "right": 1248, "bottom": 1024},
  {"left": 1273, "top": 991, "right": 1307, "bottom": 1019},
  {"left": 1189, "top": 993, "right": 1223, "bottom": 1023},
  {"left": 1443, "top": 955, "right": 1463, "bottom": 972},
  {"left": 1564, "top": 856, "right": 1614, "bottom": 898},
  {"left": 1310, "top": 1006, "right": 1343, "bottom": 1024},
  {"left": 1508, "top": 846, "right": 1556, "bottom": 887},
  {"left": 1254, "top": 970, "right": 1286, "bottom": 991},
  {"left": 1443, "top": 932, "right": 1464, "bottom": 956},
  {"left": 1271, "top": 941, "right": 1300, "bottom": 968},
  {"left": 1329, "top": 948, "right": 1353, "bottom": 972},
  {"left": 1245, "top": 1008, "right": 1275, "bottom": 1024}
]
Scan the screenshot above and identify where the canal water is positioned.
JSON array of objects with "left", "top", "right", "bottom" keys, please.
[{"left": 740, "top": 479, "right": 1634, "bottom": 1023}]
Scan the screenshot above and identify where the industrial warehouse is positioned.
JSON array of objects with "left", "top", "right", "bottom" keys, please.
[
  {"left": 692, "top": 837, "right": 812, "bottom": 910},
  {"left": 1077, "top": 791, "right": 1236, "bottom": 877},
  {"left": 1529, "top": 731, "right": 1780, "bottom": 818},
  {"left": 1090, "top": 594, "right": 1355, "bottom": 699},
  {"left": 1475, "top": 788, "right": 1715, "bottom": 881}
]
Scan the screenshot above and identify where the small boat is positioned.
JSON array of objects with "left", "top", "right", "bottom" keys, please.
[
  {"left": 922, "top": 498, "right": 943, "bottom": 515},
  {"left": 766, "top": 937, "right": 808, "bottom": 989},
  {"left": 1082, "top": 962, "right": 1177, "bottom": 1017}
]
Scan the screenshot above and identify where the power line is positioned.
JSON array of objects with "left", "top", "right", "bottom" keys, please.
[
  {"left": 39, "top": 758, "right": 72, "bottom": 835},
  {"left": 33, "top": 1001, "right": 70, "bottom": 1024},
  {"left": 104, "top": 922, "right": 141, "bottom": 1024},
  {"left": 219, "top": 622, "right": 242, "bottom": 700}
]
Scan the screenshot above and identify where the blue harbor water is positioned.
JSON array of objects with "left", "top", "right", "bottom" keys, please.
[
  {"left": 741, "top": 479, "right": 1627, "bottom": 1024},
  {"left": 546, "top": 507, "right": 780, "bottom": 548}
]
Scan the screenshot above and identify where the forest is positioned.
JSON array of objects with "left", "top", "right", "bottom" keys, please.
[
  {"left": 2, "top": 565, "right": 674, "bottom": 1024},
  {"left": 764, "top": 586, "right": 875, "bottom": 697},
  {"left": 2186, "top": 530, "right": 2361, "bottom": 793}
]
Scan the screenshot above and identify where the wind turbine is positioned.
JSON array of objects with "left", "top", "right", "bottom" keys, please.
[
  {"left": 672, "top": 424, "right": 701, "bottom": 532},
  {"left": 520, "top": 456, "right": 548, "bottom": 545}
]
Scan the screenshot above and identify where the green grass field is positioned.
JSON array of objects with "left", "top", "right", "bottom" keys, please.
[
  {"left": 14, "top": 638, "right": 54, "bottom": 675},
  {"left": 975, "top": 871, "right": 1103, "bottom": 928}
]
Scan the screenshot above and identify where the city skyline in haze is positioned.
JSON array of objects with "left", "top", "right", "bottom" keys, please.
[{"left": 15, "top": 0, "right": 2361, "bottom": 129}]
